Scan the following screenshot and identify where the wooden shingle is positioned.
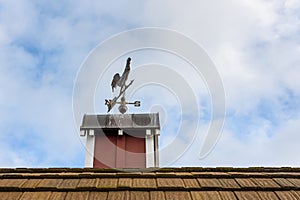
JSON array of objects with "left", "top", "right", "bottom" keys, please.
[
  {"left": 77, "top": 178, "right": 97, "bottom": 189},
  {"left": 107, "top": 191, "right": 129, "bottom": 200},
  {"left": 273, "top": 178, "right": 296, "bottom": 188},
  {"left": 157, "top": 178, "right": 185, "bottom": 188},
  {"left": 219, "top": 191, "right": 237, "bottom": 200},
  {"left": 20, "top": 179, "right": 41, "bottom": 189},
  {"left": 257, "top": 191, "right": 279, "bottom": 200},
  {"left": 253, "top": 178, "right": 281, "bottom": 189},
  {"left": 235, "top": 178, "right": 258, "bottom": 189},
  {"left": 0, "top": 179, "right": 27, "bottom": 189},
  {"left": 19, "top": 191, "right": 52, "bottom": 200},
  {"left": 165, "top": 191, "right": 191, "bottom": 200},
  {"left": 197, "top": 178, "right": 222, "bottom": 189},
  {"left": 291, "top": 191, "right": 300, "bottom": 199},
  {"left": 0, "top": 192, "right": 23, "bottom": 200},
  {"left": 65, "top": 192, "right": 89, "bottom": 200},
  {"left": 132, "top": 178, "right": 156, "bottom": 189},
  {"left": 150, "top": 191, "right": 165, "bottom": 200},
  {"left": 88, "top": 191, "right": 108, "bottom": 200},
  {"left": 183, "top": 178, "right": 200, "bottom": 189},
  {"left": 36, "top": 178, "right": 63, "bottom": 189},
  {"left": 190, "top": 191, "right": 222, "bottom": 200},
  {"left": 97, "top": 178, "right": 118, "bottom": 189},
  {"left": 49, "top": 192, "right": 67, "bottom": 200},
  {"left": 234, "top": 191, "right": 261, "bottom": 200},
  {"left": 58, "top": 179, "right": 80, "bottom": 189},
  {"left": 130, "top": 191, "right": 150, "bottom": 200},
  {"left": 218, "top": 178, "right": 240, "bottom": 189},
  {"left": 275, "top": 191, "right": 299, "bottom": 200},
  {"left": 118, "top": 178, "right": 132, "bottom": 188},
  {"left": 287, "top": 178, "right": 300, "bottom": 187}
]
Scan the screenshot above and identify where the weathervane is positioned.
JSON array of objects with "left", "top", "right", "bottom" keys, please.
[{"left": 105, "top": 57, "right": 140, "bottom": 114}]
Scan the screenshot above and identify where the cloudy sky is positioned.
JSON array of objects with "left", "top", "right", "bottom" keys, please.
[{"left": 1, "top": 0, "right": 300, "bottom": 168}]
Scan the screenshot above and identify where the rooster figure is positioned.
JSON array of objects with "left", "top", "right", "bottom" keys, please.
[{"left": 111, "top": 57, "right": 131, "bottom": 92}]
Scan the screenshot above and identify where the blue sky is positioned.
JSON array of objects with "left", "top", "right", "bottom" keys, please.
[{"left": 1, "top": 0, "right": 300, "bottom": 167}]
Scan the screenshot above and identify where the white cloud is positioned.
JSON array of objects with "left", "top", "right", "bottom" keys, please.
[
  {"left": 284, "top": 0, "right": 300, "bottom": 10},
  {"left": 190, "top": 116, "right": 300, "bottom": 167},
  {"left": 136, "top": 0, "right": 300, "bottom": 166},
  {"left": 0, "top": 63, "right": 85, "bottom": 167}
]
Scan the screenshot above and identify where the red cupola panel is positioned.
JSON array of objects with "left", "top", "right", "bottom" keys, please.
[{"left": 93, "top": 132, "right": 146, "bottom": 168}]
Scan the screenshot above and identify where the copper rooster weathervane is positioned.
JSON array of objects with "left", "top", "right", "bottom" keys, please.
[{"left": 105, "top": 57, "right": 140, "bottom": 114}]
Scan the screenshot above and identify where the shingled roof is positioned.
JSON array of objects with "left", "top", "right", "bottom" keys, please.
[{"left": 1, "top": 167, "right": 300, "bottom": 199}]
